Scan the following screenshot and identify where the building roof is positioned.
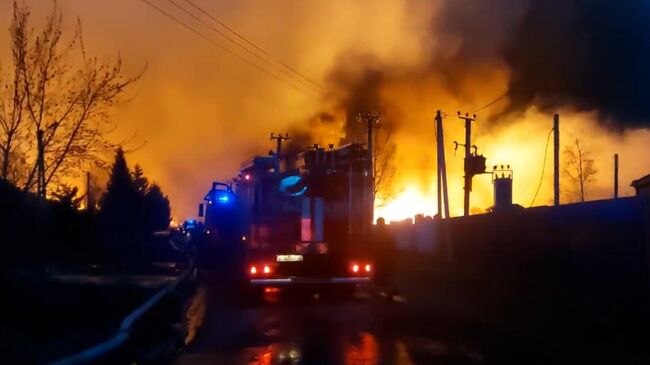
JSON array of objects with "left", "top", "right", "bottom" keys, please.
[{"left": 631, "top": 173, "right": 650, "bottom": 189}]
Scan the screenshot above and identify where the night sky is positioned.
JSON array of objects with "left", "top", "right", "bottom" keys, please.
[{"left": 2, "top": 0, "right": 648, "bottom": 220}]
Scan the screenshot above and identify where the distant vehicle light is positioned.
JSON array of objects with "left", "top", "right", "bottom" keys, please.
[
  {"left": 244, "top": 174, "right": 251, "bottom": 181},
  {"left": 263, "top": 265, "right": 271, "bottom": 274},
  {"left": 352, "top": 264, "right": 359, "bottom": 273},
  {"left": 241, "top": 235, "right": 247, "bottom": 241},
  {"left": 365, "top": 264, "right": 372, "bottom": 273},
  {"left": 250, "top": 266, "right": 257, "bottom": 275}
]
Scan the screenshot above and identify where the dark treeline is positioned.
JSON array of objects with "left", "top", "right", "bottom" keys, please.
[
  {"left": 0, "top": 148, "right": 171, "bottom": 272},
  {"left": 99, "top": 148, "right": 172, "bottom": 266}
]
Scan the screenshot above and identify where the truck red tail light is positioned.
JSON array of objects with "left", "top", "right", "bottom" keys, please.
[
  {"left": 350, "top": 261, "right": 372, "bottom": 275},
  {"left": 249, "top": 263, "right": 273, "bottom": 276}
]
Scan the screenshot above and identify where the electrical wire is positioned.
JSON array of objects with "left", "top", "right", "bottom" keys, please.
[
  {"left": 166, "top": 0, "right": 322, "bottom": 94},
  {"left": 471, "top": 91, "right": 508, "bottom": 114},
  {"left": 529, "top": 127, "right": 554, "bottom": 207},
  {"left": 139, "top": 0, "right": 314, "bottom": 96},
  {"left": 182, "top": 0, "right": 323, "bottom": 91}
]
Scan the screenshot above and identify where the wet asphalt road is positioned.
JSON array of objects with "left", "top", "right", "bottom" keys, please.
[{"left": 171, "top": 284, "right": 538, "bottom": 365}]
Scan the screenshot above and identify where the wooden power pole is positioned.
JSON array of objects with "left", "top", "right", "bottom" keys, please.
[
  {"left": 36, "top": 129, "right": 46, "bottom": 199},
  {"left": 358, "top": 112, "right": 381, "bottom": 180},
  {"left": 553, "top": 114, "right": 560, "bottom": 206},
  {"left": 358, "top": 112, "right": 380, "bottom": 227},
  {"left": 614, "top": 153, "right": 619, "bottom": 199},
  {"left": 270, "top": 132, "right": 291, "bottom": 157},
  {"left": 435, "top": 110, "right": 450, "bottom": 219},
  {"left": 457, "top": 112, "right": 476, "bottom": 216},
  {"left": 270, "top": 132, "right": 291, "bottom": 171}
]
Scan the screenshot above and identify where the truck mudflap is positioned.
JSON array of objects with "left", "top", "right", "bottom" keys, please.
[{"left": 250, "top": 276, "right": 372, "bottom": 285}]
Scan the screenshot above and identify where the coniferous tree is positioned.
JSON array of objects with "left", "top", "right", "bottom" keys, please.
[
  {"left": 103, "top": 148, "right": 134, "bottom": 199},
  {"left": 98, "top": 148, "right": 141, "bottom": 262},
  {"left": 98, "top": 149, "right": 174, "bottom": 266},
  {"left": 145, "top": 183, "right": 171, "bottom": 232},
  {"left": 132, "top": 165, "right": 149, "bottom": 195}
]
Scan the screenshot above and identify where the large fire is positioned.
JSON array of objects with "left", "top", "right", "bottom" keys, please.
[
  {"left": 375, "top": 186, "right": 436, "bottom": 223},
  {"left": 374, "top": 107, "right": 650, "bottom": 223},
  {"left": 5, "top": 1, "right": 646, "bottom": 220}
]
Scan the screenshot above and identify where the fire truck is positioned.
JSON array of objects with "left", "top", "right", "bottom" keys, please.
[{"left": 199, "top": 142, "right": 375, "bottom": 294}]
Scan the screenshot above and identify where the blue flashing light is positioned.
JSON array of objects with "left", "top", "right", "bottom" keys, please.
[
  {"left": 281, "top": 175, "right": 301, "bottom": 187},
  {"left": 280, "top": 175, "right": 307, "bottom": 196},
  {"left": 217, "top": 194, "right": 230, "bottom": 203},
  {"left": 288, "top": 186, "right": 307, "bottom": 197}
]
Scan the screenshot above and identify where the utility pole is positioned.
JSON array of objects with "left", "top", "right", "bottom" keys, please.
[
  {"left": 270, "top": 132, "right": 291, "bottom": 171},
  {"left": 437, "top": 110, "right": 454, "bottom": 263},
  {"left": 358, "top": 112, "right": 381, "bottom": 179},
  {"left": 348, "top": 163, "right": 353, "bottom": 235},
  {"left": 86, "top": 171, "right": 94, "bottom": 212},
  {"left": 358, "top": 112, "right": 380, "bottom": 228},
  {"left": 435, "top": 110, "right": 450, "bottom": 219},
  {"left": 36, "top": 121, "right": 59, "bottom": 199},
  {"left": 457, "top": 112, "right": 476, "bottom": 216},
  {"left": 614, "top": 153, "right": 619, "bottom": 199},
  {"left": 36, "top": 129, "right": 45, "bottom": 199},
  {"left": 270, "top": 132, "right": 291, "bottom": 157},
  {"left": 553, "top": 114, "right": 560, "bottom": 206}
]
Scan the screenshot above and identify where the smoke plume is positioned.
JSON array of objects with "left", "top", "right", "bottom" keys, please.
[
  {"left": 3, "top": 0, "right": 648, "bottom": 219},
  {"left": 428, "top": 0, "right": 650, "bottom": 127}
]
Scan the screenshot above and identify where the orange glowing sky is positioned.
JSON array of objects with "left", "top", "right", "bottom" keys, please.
[{"left": 1, "top": 0, "right": 648, "bottom": 221}]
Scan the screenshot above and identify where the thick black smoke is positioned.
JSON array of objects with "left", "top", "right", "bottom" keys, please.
[
  {"left": 505, "top": 0, "right": 650, "bottom": 128},
  {"left": 284, "top": 114, "right": 330, "bottom": 155},
  {"left": 326, "top": 60, "right": 384, "bottom": 143},
  {"left": 313, "top": 0, "right": 650, "bottom": 139},
  {"left": 437, "top": 0, "right": 650, "bottom": 128}
]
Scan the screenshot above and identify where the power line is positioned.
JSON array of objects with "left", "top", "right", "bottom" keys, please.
[
  {"left": 529, "top": 126, "right": 554, "bottom": 207},
  {"left": 165, "top": 0, "right": 322, "bottom": 94},
  {"left": 182, "top": 0, "right": 323, "bottom": 91},
  {"left": 471, "top": 91, "right": 508, "bottom": 114},
  {"left": 139, "top": 0, "right": 314, "bottom": 96}
]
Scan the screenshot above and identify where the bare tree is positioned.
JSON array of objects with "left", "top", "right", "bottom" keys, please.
[
  {"left": 0, "top": 2, "right": 28, "bottom": 182},
  {"left": 373, "top": 126, "right": 396, "bottom": 202},
  {"left": 0, "top": 1, "right": 141, "bottom": 197},
  {"left": 563, "top": 138, "right": 597, "bottom": 202}
]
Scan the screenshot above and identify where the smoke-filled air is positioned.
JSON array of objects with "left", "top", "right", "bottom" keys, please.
[{"left": 2, "top": 0, "right": 648, "bottom": 221}]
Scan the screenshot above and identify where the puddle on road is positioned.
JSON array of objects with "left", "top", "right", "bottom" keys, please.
[
  {"left": 240, "top": 332, "right": 483, "bottom": 365},
  {"left": 248, "top": 344, "right": 302, "bottom": 365},
  {"left": 184, "top": 286, "right": 207, "bottom": 345},
  {"left": 178, "top": 286, "right": 484, "bottom": 364},
  {"left": 343, "top": 332, "right": 380, "bottom": 364}
]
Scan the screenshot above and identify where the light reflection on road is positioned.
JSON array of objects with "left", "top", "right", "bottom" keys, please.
[
  {"left": 175, "top": 285, "right": 485, "bottom": 365},
  {"left": 229, "top": 334, "right": 481, "bottom": 364},
  {"left": 344, "top": 332, "right": 378, "bottom": 364},
  {"left": 184, "top": 286, "right": 207, "bottom": 345}
]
